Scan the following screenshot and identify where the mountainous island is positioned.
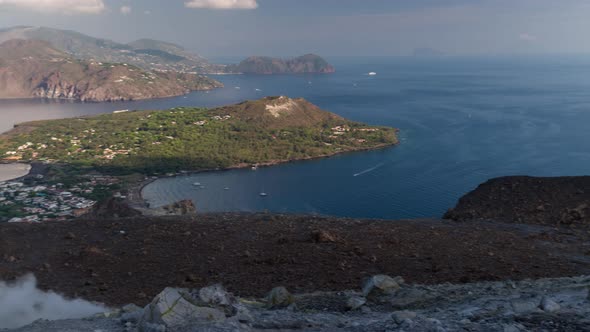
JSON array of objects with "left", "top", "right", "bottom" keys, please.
[
  {"left": 0, "top": 39, "right": 222, "bottom": 102},
  {"left": 0, "top": 27, "right": 336, "bottom": 75},
  {"left": 0, "top": 97, "right": 397, "bottom": 173},
  {"left": 226, "top": 54, "right": 336, "bottom": 74},
  {"left": 0, "top": 26, "right": 223, "bottom": 73}
]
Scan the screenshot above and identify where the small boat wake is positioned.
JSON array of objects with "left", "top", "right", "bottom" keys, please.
[{"left": 353, "top": 163, "right": 385, "bottom": 177}]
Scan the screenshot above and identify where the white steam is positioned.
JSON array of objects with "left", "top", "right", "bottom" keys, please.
[{"left": 0, "top": 274, "right": 109, "bottom": 329}]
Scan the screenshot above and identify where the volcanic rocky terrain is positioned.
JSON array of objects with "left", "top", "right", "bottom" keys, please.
[{"left": 1, "top": 176, "right": 590, "bottom": 331}]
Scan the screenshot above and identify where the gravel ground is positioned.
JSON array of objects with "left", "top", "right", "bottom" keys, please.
[
  {"left": 1, "top": 214, "right": 589, "bottom": 307},
  {"left": 6, "top": 275, "right": 590, "bottom": 331}
]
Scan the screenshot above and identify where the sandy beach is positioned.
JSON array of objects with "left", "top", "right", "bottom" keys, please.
[{"left": 0, "top": 163, "right": 31, "bottom": 182}]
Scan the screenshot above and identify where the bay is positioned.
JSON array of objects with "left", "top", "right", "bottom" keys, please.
[{"left": 2, "top": 56, "right": 590, "bottom": 219}]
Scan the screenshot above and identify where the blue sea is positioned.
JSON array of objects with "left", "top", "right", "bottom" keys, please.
[{"left": 2, "top": 56, "right": 590, "bottom": 219}]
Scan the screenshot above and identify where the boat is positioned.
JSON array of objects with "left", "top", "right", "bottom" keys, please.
[
  {"left": 193, "top": 182, "right": 201, "bottom": 186},
  {"left": 259, "top": 192, "right": 268, "bottom": 197},
  {"left": 368, "top": 72, "right": 377, "bottom": 76},
  {"left": 113, "top": 109, "right": 129, "bottom": 114},
  {"left": 251, "top": 165, "right": 258, "bottom": 171},
  {"left": 224, "top": 187, "right": 230, "bottom": 190}
]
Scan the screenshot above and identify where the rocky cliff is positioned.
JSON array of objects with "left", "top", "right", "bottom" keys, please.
[
  {"left": 445, "top": 176, "right": 590, "bottom": 226},
  {"left": 228, "top": 54, "right": 335, "bottom": 74},
  {"left": 0, "top": 39, "right": 222, "bottom": 102}
]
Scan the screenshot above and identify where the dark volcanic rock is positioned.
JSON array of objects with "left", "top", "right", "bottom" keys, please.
[
  {"left": 444, "top": 176, "right": 590, "bottom": 225},
  {"left": 149, "top": 200, "right": 197, "bottom": 216},
  {"left": 1, "top": 214, "right": 589, "bottom": 307},
  {"left": 84, "top": 198, "right": 142, "bottom": 219}
]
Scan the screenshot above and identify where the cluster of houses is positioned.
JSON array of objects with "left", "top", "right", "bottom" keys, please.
[
  {"left": 331, "top": 125, "right": 351, "bottom": 136},
  {"left": 101, "top": 148, "right": 131, "bottom": 160},
  {"left": 0, "top": 174, "right": 119, "bottom": 223},
  {"left": 212, "top": 115, "right": 232, "bottom": 121},
  {"left": 328, "top": 125, "right": 380, "bottom": 143}
]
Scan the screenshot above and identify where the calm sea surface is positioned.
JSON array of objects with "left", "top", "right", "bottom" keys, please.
[{"left": 2, "top": 56, "right": 590, "bottom": 219}]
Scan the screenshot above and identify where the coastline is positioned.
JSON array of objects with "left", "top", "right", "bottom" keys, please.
[
  {"left": 131, "top": 140, "right": 398, "bottom": 209},
  {"left": 0, "top": 84, "right": 222, "bottom": 103},
  {"left": 0, "top": 163, "right": 31, "bottom": 182}
]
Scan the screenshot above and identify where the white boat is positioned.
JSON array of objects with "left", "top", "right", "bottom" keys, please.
[
  {"left": 259, "top": 192, "right": 268, "bottom": 197},
  {"left": 368, "top": 72, "right": 377, "bottom": 76},
  {"left": 193, "top": 182, "right": 201, "bottom": 186},
  {"left": 224, "top": 187, "right": 230, "bottom": 190},
  {"left": 251, "top": 165, "right": 258, "bottom": 171},
  {"left": 113, "top": 109, "right": 129, "bottom": 114}
]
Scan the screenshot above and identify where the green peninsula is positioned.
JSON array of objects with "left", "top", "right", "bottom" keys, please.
[{"left": 0, "top": 97, "right": 397, "bottom": 174}]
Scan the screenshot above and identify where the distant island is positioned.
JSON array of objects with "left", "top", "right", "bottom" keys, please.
[
  {"left": 0, "top": 39, "right": 222, "bottom": 102},
  {"left": 226, "top": 54, "right": 335, "bottom": 74},
  {"left": 0, "top": 97, "right": 397, "bottom": 173}
]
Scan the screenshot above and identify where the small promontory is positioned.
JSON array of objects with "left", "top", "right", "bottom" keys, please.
[
  {"left": 227, "top": 54, "right": 335, "bottom": 74},
  {"left": 0, "top": 39, "right": 222, "bottom": 102},
  {"left": 0, "top": 96, "right": 397, "bottom": 173}
]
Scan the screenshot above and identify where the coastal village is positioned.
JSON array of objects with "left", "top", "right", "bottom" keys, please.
[
  {"left": 0, "top": 97, "right": 395, "bottom": 226},
  {"left": 0, "top": 172, "right": 120, "bottom": 223},
  {"left": 0, "top": 111, "right": 237, "bottom": 162}
]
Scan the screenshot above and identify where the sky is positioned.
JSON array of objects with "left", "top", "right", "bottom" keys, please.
[{"left": 0, "top": 0, "right": 590, "bottom": 57}]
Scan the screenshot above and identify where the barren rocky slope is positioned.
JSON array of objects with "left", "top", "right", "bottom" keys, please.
[
  {"left": 1, "top": 214, "right": 589, "bottom": 308},
  {"left": 445, "top": 176, "right": 590, "bottom": 226},
  {"left": 2, "top": 176, "right": 590, "bottom": 331}
]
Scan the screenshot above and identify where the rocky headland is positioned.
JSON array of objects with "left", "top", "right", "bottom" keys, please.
[
  {"left": 226, "top": 54, "right": 335, "bottom": 74},
  {"left": 0, "top": 97, "right": 397, "bottom": 173},
  {"left": 0, "top": 39, "right": 222, "bottom": 102},
  {"left": 1, "top": 176, "right": 589, "bottom": 330}
]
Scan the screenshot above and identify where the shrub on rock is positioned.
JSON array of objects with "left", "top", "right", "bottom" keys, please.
[
  {"left": 362, "top": 275, "right": 404, "bottom": 299},
  {"left": 265, "top": 287, "right": 294, "bottom": 309}
]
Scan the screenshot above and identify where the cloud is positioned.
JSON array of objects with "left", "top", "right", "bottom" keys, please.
[
  {"left": 120, "top": 5, "right": 131, "bottom": 15},
  {"left": 185, "top": 0, "right": 258, "bottom": 10},
  {"left": 0, "top": 275, "right": 108, "bottom": 329},
  {"left": 0, "top": 0, "right": 105, "bottom": 14},
  {"left": 519, "top": 33, "right": 537, "bottom": 41}
]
